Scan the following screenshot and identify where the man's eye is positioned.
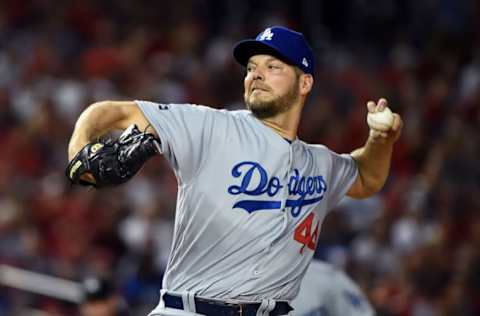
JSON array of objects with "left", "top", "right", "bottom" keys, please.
[{"left": 269, "top": 65, "right": 280, "bottom": 69}]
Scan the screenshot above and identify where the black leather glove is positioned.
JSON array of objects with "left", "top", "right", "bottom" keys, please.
[{"left": 66, "top": 125, "right": 160, "bottom": 187}]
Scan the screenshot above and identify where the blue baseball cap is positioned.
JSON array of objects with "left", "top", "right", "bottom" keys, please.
[{"left": 233, "top": 26, "right": 315, "bottom": 76}]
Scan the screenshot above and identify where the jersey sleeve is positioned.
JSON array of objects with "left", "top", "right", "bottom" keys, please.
[
  {"left": 134, "top": 100, "right": 214, "bottom": 185},
  {"left": 326, "top": 150, "right": 358, "bottom": 210}
]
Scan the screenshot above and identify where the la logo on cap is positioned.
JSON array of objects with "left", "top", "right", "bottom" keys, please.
[{"left": 259, "top": 28, "right": 274, "bottom": 41}]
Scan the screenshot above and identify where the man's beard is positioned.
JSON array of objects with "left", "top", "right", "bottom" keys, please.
[{"left": 245, "top": 82, "right": 300, "bottom": 119}]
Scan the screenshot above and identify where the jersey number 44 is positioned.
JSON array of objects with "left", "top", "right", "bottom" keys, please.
[{"left": 294, "top": 213, "right": 319, "bottom": 254}]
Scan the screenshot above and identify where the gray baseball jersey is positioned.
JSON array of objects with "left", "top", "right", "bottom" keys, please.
[
  {"left": 292, "top": 260, "right": 375, "bottom": 316},
  {"left": 291, "top": 260, "right": 375, "bottom": 316},
  {"left": 136, "top": 101, "right": 358, "bottom": 302}
]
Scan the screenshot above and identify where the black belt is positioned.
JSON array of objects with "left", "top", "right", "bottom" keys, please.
[{"left": 163, "top": 293, "right": 293, "bottom": 316}]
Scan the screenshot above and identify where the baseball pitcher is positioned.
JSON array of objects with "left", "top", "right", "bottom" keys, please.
[
  {"left": 291, "top": 260, "right": 375, "bottom": 316},
  {"left": 67, "top": 26, "right": 402, "bottom": 316}
]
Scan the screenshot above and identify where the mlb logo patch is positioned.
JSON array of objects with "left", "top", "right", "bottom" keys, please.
[{"left": 302, "top": 57, "right": 309, "bottom": 67}]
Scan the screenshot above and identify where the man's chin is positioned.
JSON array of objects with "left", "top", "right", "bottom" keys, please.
[
  {"left": 246, "top": 101, "right": 279, "bottom": 119},
  {"left": 249, "top": 107, "right": 279, "bottom": 119},
  {"left": 247, "top": 95, "right": 273, "bottom": 106}
]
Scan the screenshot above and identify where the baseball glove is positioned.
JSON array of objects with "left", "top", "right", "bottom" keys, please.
[{"left": 66, "top": 124, "right": 160, "bottom": 187}]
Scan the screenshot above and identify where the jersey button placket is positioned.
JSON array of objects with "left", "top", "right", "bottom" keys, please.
[{"left": 283, "top": 144, "right": 294, "bottom": 211}]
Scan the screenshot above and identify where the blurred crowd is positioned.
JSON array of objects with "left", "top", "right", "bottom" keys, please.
[{"left": 0, "top": 0, "right": 479, "bottom": 315}]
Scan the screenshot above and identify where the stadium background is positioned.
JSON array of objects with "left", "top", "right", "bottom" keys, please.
[{"left": 0, "top": 0, "right": 479, "bottom": 315}]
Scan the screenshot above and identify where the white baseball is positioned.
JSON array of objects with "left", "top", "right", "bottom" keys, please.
[{"left": 367, "top": 107, "right": 394, "bottom": 131}]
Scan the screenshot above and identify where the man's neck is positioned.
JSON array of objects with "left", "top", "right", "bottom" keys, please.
[{"left": 259, "top": 107, "right": 302, "bottom": 141}]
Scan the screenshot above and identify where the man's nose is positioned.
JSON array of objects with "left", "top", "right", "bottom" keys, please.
[
  {"left": 250, "top": 68, "right": 265, "bottom": 81},
  {"left": 254, "top": 73, "right": 264, "bottom": 81}
]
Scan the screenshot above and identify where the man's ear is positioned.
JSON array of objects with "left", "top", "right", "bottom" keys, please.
[{"left": 299, "top": 74, "right": 314, "bottom": 96}]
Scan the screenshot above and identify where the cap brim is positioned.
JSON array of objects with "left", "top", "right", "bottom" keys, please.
[{"left": 233, "top": 40, "right": 294, "bottom": 67}]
